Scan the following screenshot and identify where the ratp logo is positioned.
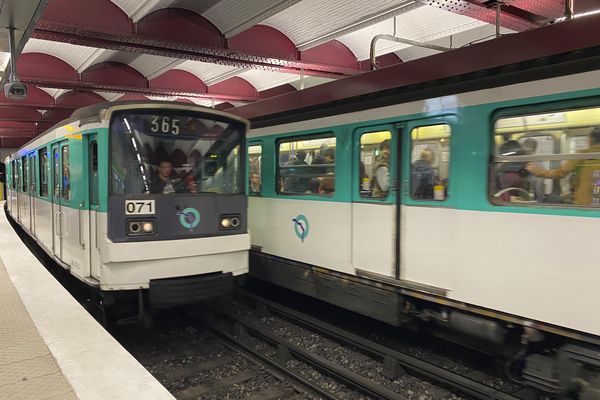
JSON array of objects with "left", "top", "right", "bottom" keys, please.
[
  {"left": 292, "top": 214, "right": 309, "bottom": 243},
  {"left": 178, "top": 207, "right": 201, "bottom": 230}
]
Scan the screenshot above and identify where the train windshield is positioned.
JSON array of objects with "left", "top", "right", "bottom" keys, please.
[{"left": 110, "top": 111, "right": 244, "bottom": 195}]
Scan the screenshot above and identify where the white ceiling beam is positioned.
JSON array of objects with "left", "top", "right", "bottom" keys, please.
[
  {"left": 297, "top": 0, "right": 423, "bottom": 51},
  {"left": 204, "top": 67, "right": 249, "bottom": 86}
]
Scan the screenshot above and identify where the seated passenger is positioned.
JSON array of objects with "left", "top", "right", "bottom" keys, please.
[
  {"left": 283, "top": 150, "right": 310, "bottom": 194},
  {"left": 496, "top": 140, "right": 528, "bottom": 201}
]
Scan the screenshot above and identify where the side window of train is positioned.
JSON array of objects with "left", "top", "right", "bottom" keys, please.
[
  {"left": 248, "top": 144, "right": 262, "bottom": 195},
  {"left": 21, "top": 156, "right": 27, "bottom": 192},
  {"left": 277, "top": 134, "right": 336, "bottom": 196},
  {"left": 11, "top": 160, "right": 16, "bottom": 189},
  {"left": 359, "top": 131, "right": 392, "bottom": 198},
  {"left": 62, "top": 145, "right": 70, "bottom": 201},
  {"left": 491, "top": 105, "right": 600, "bottom": 207},
  {"left": 410, "top": 124, "right": 451, "bottom": 201},
  {"left": 39, "top": 149, "right": 48, "bottom": 197}
]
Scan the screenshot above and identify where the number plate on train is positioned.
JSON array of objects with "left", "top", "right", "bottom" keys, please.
[{"left": 125, "top": 200, "right": 155, "bottom": 215}]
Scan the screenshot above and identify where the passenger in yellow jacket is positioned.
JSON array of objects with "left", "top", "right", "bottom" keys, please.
[{"left": 527, "top": 127, "right": 600, "bottom": 206}]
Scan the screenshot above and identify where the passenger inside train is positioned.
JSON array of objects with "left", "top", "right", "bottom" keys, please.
[{"left": 492, "top": 106, "right": 600, "bottom": 206}]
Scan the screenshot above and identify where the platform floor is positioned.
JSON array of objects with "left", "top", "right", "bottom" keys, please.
[
  {"left": 0, "top": 203, "right": 174, "bottom": 400},
  {"left": 0, "top": 258, "right": 76, "bottom": 400}
]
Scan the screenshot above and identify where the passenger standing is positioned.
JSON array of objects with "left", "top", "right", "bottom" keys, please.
[
  {"left": 371, "top": 139, "right": 391, "bottom": 197},
  {"left": 527, "top": 127, "right": 600, "bottom": 206},
  {"left": 411, "top": 148, "right": 436, "bottom": 199}
]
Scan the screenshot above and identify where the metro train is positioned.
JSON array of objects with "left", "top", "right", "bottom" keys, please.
[
  {"left": 4, "top": 101, "right": 250, "bottom": 323},
  {"left": 239, "top": 18, "right": 600, "bottom": 396}
]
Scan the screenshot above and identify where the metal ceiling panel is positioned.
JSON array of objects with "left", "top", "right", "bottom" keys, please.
[
  {"left": 238, "top": 69, "right": 299, "bottom": 92},
  {"left": 203, "top": 0, "right": 302, "bottom": 38},
  {"left": 177, "top": 60, "right": 241, "bottom": 84},
  {"left": 112, "top": 0, "right": 165, "bottom": 18},
  {"left": 124, "top": 54, "right": 181, "bottom": 78},
  {"left": 263, "top": 0, "right": 420, "bottom": 49},
  {"left": 23, "top": 38, "right": 99, "bottom": 70},
  {"left": 338, "top": 5, "right": 485, "bottom": 60}
]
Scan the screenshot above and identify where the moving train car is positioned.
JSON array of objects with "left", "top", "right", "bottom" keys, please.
[
  {"left": 4, "top": 101, "right": 250, "bottom": 322},
  {"left": 236, "top": 16, "right": 600, "bottom": 395}
]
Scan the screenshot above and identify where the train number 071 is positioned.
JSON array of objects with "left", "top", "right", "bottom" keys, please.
[{"left": 125, "top": 200, "right": 155, "bottom": 215}]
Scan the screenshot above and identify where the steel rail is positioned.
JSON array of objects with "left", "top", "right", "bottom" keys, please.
[
  {"left": 195, "top": 313, "right": 339, "bottom": 400},
  {"left": 207, "top": 307, "right": 406, "bottom": 400},
  {"left": 238, "top": 289, "right": 523, "bottom": 400}
]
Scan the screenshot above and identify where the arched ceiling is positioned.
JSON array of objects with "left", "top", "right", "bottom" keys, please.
[{"left": 0, "top": 0, "right": 586, "bottom": 148}]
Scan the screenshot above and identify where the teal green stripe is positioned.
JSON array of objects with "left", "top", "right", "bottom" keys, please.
[{"left": 249, "top": 86, "right": 600, "bottom": 218}]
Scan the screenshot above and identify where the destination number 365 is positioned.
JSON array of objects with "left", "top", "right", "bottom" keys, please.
[{"left": 150, "top": 116, "right": 180, "bottom": 135}]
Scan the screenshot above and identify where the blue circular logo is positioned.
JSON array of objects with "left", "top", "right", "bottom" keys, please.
[
  {"left": 178, "top": 207, "right": 201, "bottom": 230},
  {"left": 292, "top": 215, "right": 309, "bottom": 242}
]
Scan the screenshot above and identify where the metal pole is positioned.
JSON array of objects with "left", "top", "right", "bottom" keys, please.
[
  {"left": 495, "top": 2, "right": 501, "bottom": 38},
  {"left": 8, "top": 26, "right": 17, "bottom": 82},
  {"left": 370, "top": 34, "right": 451, "bottom": 70},
  {"left": 564, "top": 0, "right": 574, "bottom": 19}
]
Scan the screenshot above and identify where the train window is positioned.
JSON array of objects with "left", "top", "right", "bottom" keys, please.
[
  {"left": 492, "top": 106, "right": 600, "bottom": 207},
  {"left": 277, "top": 135, "right": 336, "bottom": 196},
  {"left": 39, "top": 149, "right": 48, "bottom": 197},
  {"left": 410, "top": 124, "right": 451, "bottom": 200},
  {"left": 29, "top": 155, "right": 35, "bottom": 194},
  {"left": 248, "top": 144, "right": 261, "bottom": 195},
  {"left": 359, "top": 131, "right": 392, "bottom": 198},
  {"left": 11, "top": 160, "right": 16, "bottom": 189},
  {"left": 62, "top": 145, "right": 70, "bottom": 201},
  {"left": 21, "top": 157, "right": 27, "bottom": 192},
  {"left": 110, "top": 113, "right": 244, "bottom": 195}
]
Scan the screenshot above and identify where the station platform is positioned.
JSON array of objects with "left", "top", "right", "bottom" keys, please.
[{"left": 0, "top": 203, "right": 175, "bottom": 400}]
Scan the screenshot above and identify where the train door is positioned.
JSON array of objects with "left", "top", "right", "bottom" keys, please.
[
  {"left": 14, "top": 159, "right": 20, "bottom": 221},
  {"left": 51, "top": 143, "right": 65, "bottom": 260},
  {"left": 0, "top": 161, "right": 5, "bottom": 201},
  {"left": 87, "top": 136, "right": 101, "bottom": 279},
  {"left": 28, "top": 153, "right": 36, "bottom": 235},
  {"left": 20, "top": 156, "right": 29, "bottom": 229},
  {"left": 351, "top": 123, "right": 401, "bottom": 279}
]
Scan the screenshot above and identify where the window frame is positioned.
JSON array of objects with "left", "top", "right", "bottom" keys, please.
[
  {"left": 21, "top": 156, "right": 27, "bottom": 193},
  {"left": 358, "top": 130, "right": 393, "bottom": 200},
  {"left": 61, "top": 145, "right": 70, "bottom": 201},
  {"left": 409, "top": 123, "right": 452, "bottom": 202},
  {"left": 39, "top": 148, "right": 49, "bottom": 197},
  {"left": 490, "top": 100, "right": 600, "bottom": 209},
  {"left": 275, "top": 132, "right": 336, "bottom": 197},
  {"left": 247, "top": 142, "right": 263, "bottom": 197}
]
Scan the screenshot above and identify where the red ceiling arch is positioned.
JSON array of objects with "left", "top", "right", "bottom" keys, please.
[
  {"left": 230, "top": 25, "right": 297, "bottom": 60},
  {"left": 137, "top": 8, "right": 224, "bottom": 48},
  {"left": 17, "top": 53, "right": 78, "bottom": 81},
  {"left": 56, "top": 91, "right": 106, "bottom": 107},
  {"left": 150, "top": 70, "right": 207, "bottom": 93},
  {"left": 40, "top": 0, "right": 132, "bottom": 34},
  {"left": 209, "top": 77, "right": 258, "bottom": 99},
  {"left": 82, "top": 62, "right": 147, "bottom": 88},
  {"left": 301, "top": 40, "right": 359, "bottom": 69}
]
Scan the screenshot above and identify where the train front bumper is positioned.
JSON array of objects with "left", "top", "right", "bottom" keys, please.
[{"left": 98, "top": 233, "right": 249, "bottom": 291}]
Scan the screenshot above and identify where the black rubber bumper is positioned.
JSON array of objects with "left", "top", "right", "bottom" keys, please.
[{"left": 149, "top": 272, "right": 234, "bottom": 308}]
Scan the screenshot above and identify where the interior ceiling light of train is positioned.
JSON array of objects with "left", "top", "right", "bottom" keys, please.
[{"left": 0, "top": 0, "right": 598, "bottom": 149}]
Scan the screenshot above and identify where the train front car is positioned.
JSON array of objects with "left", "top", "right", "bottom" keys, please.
[{"left": 101, "top": 103, "right": 249, "bottom": 318}]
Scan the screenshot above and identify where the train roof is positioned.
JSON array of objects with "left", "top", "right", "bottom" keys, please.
[
  {"left": 9, "top": 100, "right": 251, "bottom": 154},
  {"left": 230, "top": 13, "right": 600, "bottom": 127}
]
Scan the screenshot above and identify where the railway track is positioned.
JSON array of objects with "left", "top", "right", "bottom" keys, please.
[{"left": 200, "top": 289, "right": 530, "bottom": 400}]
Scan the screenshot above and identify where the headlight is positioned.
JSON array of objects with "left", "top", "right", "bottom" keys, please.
[
  {"left": 220, "top": 214, "right": 241, "bottom": 230},
  {"left": 127, "top": 219, "right": 155, "bottom": 235}
]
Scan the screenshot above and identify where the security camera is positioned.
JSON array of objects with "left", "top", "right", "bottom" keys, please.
[{"left": 4, "top": 81, "right": 27, "bottom": 100}]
